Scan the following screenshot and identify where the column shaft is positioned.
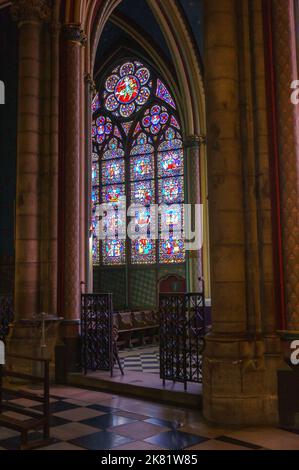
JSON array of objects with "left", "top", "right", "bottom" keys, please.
[
  {"left": 203, "top": 0, "right": 281, "bottom": 425},
  {"left": 62, "top": 28, "right": 82, "bottom": 321},
  {"left": 205, "top": 0, "right": 247, "bottom": 335},
  {"left": 14, "top": 20, "right": 42, "bottom": 320},
  {"left": 185, "top": 137, "right": 203, "bottom": 293},
  {"left": 272, "top": 0, "right": 299, "bottom": 331}
]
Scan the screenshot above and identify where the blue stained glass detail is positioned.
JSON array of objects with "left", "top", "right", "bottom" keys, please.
[
  {"left": 92, "top": 59, "right": 185, "bottom": 267},
  {"left": 156, "top": 79, "right": 176, "bottom": 108},
  {"left": 133, "top": 207, "right": 151, "bottom": 234},
  {"left": 131, "top": 239, "right": 156, "bottom": 264},
  {"left": 158, "top": 139, "right": 182, "bottom": 151},
  {"left": 131, "top": 180, "right": 155, "bottom": 205},
  {"left": 130, "top": 132, "right": 154, "bottom": 155},
  {"left": 131, "top": 154, "right": 154, "bottom": 181},
  {"left": 158, "top": 149, "right": 183, "bottom": 178},
  {"left": 92, "top": 187, "right": 99, "bottom": 205},
  {"left": 102, "top": 159, "right": 125, "bottom": 185},
  {"left": 160, "top": 205, "right": 183, "bottom": 232},
  {"left": 92, "top": 163, "right": 99, "bottom": 185},
  {"left": 102, "top": 184, "right": 125, "bottom": 204},
  {"left": 159, "top": 176, "right": 184, "bottom": 204},
  {"left": 92, "top": 93, "right": 100, "bottom": 113},
  {"left": 102, "top": 239, "right": 126, "bottom": 265},
  {"left": 159, "top": 237, "right": 185, "bottom": 264}
]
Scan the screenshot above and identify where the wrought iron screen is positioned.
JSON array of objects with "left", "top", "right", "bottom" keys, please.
[
  {"left": 159, "top": 293, "right": 206, "bottom": 389},
  {"left": 81, "top": 293, "right": 113, "bottom": 374},
  {"left": 0, "top": 295, "right": 14, "bottom": 341}
]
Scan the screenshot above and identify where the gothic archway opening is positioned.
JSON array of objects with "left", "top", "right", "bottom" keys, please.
[
  {"left": 91, "top": 58, "right": 186, "bottom": 309},
  {"left": 81, "top": 0, "right": 206, "bottom": 391},
  {"left": 91, "top": 56, "right": 186, "bottom": 377}
]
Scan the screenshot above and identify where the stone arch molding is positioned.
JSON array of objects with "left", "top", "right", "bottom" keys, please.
[{"left": 60, "top": 0, "right": 205, "bottom": 136}]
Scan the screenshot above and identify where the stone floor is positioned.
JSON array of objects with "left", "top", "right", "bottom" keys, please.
[
  {"left": 119, "top": 345, "right": 160, "bottom": 374},
  {"left": 0, "top": 385, "right": 299, "bottom": 450}
]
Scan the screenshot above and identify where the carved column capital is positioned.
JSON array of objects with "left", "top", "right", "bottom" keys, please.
[
  {"left": 85, "top": 73, "right": 97, "bottom": 96},
  {"left": 184, "top": 134, "right": 206, "bottom": 149},
  {"left": 11, "top": 0, "right": 51, "bottom": 24},
  {"left": 63, "top": 23, "right": 87, "bottom": 46}
]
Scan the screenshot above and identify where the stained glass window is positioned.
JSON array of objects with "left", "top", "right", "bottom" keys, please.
[{"left": 91, "top": 59, "right": 185, "bottom": 266}]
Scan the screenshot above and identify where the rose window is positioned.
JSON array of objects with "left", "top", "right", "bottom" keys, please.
[{"left": 103, "top": 61, "right": 152, "bottom": 118}]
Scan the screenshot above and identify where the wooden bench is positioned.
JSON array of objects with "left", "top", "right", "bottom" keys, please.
[
  {"left": 114, "top": 311, "right": 159, "bottom": 348},
  {"left": 0, "top": 354, "right": 50, "bottom": 450}
]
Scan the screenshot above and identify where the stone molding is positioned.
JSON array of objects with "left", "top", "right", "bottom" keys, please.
[
  {"left": 11, "top": 0, "right": 51, "bottom": 24},
  {"left": 84, "top": 73, "right": 97, "bottom": 96},
  {"left": 184, "top": 134, "right": 206, "bottom": 149},
  {"left": 63, "top": 23, "right": 87, "bottom": 46}
]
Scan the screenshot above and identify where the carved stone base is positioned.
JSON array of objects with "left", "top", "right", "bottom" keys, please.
[
  {"left": 203, "top": 333, "right": 283, "bottom": 425},
  {"left": 6, "top": 319, "right": 62, "bottom": 380}
]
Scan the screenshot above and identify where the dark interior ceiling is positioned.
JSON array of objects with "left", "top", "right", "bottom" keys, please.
[{"left": 93, "top": 0, "right": 203, "bottom": 78}]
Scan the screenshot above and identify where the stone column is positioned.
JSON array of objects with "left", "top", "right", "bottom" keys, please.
[
  {"left": 11, "top": 0, "right": 50, "bottom": 320},
  {"left": 47, "top": 22, "right": 60, "bottom": 315},
  {"left": 203, "top": 0, "right": 280, "bottom": 425},
  {"left": 62, "top": 24, "right": 86, "bottom": 321},
  {"left": 57, "top": 24, "right": 86, "bottom": 375},
  {"left": 272, "top": 0, "right": 299, "bottom": 333},
  {"left": 185, "top": 135, "right": 203, "bottom": 293},
  {"left": 7, "top": 1, "right": 62, "bottom": 379},
  {"left": 84, "top": 74, "right": 96, "bottom": 293}
]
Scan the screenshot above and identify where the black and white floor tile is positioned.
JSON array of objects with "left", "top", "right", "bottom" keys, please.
[
  {"left": 1, "top": 386, "right": 299, "bottom": 450},
  {"left": 119, "top": 346, "right": 160, "bottom": 374}
]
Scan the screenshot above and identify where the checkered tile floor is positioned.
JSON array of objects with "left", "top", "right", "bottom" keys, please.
[
  {"left": 1, "top": 386, "right": 299, "bottom": 450},
  {"left": 119, "top": 346, "right": 160, "bottom": 374}
]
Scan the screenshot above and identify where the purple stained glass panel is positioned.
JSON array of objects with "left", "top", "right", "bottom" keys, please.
[
  {"left": 170, "top": 115, "right": 180, "bottom": 129},
  {"left": 133, "top": 207, "right": 151, "bottom": 235},
  {"left": 131, "top": 238, "right": 156, "bottom": 264},
  {"left": 102, "top": 159, "right": 125, "bottom": 185},
  {"left": 103, "top": 210, "right": 125, "bottom": 238},
  {"left": 159, "top": 236, "right": 185, "bottom": 264},
  {"left": 131, "top": 180, "right": 155, "bottom": 205},
  {"left": 160, "top": 205, "right": 183, "bottom": 233},
  {"left": 92, "top": 93, "right": 100, "bottom": 113},
  {"left": 156, "top": 79, "right": 176, "bottom": 108},
  {"left": 92, "top": 187, "right": 99, "bottom": 206},
  {"left": 92, "top": 236, "right": 99, "bottom": 265},
  {"left": 102, "top": 184, "right": 125, "bottom": 204},
  {"left": 103, "top": 61, "right": 152, "bottom": 117},
  {"left": 131, "top": 154, "right": 154, "bottom": 181},
  {"left": 92, "top": 163, "right": 99, "bottom": 185},
  {"left": 158, "top": 149, "right": 183, "bottom": 178},
  {"left": 159, "top": 176, "right": 184, "bottom": 204},
  {"left": 102, "top": 239, "right": 126, "bottom": 265}
]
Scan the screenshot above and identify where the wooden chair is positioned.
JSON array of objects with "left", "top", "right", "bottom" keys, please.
[{"left": 0, "top": 354, "right": 51, "bottom": 450}]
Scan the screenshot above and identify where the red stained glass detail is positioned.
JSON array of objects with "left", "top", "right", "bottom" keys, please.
[{"left": 115, "top": 75, "right": 140, "bottom": 104}]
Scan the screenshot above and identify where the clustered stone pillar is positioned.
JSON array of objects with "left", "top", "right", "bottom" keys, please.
[
  {"left": 11, "top": 0, "right": 50, "bottom": 320},
  {"left": 272, "top": 0, "right": 299, "bottom": 334},
  {"left": 59, "top": 24, "right": 86, "bottom": 371},
  {"left": 7, "top": 1, "right": 63, "bottom": 376},
  {"left": 185, "top": 135, "right": 203, "bottom": 293},
  {"left": 203, "top": 0, "right": 280, "bottom": 425}
]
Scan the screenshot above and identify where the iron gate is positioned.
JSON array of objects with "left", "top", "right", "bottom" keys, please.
[
  {"left": 159, "top": 293, "right": 206, "bottom": 389},
  {"left": 0, "top": 295, "right": 14, "bottom": 341},
  {"left": 81, "top": 293, "right": 113, "bottom": 374}
]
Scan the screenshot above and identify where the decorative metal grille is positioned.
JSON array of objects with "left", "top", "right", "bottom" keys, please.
[
  {"left": 159, "top": 293, "right": 206, "bottom": 389},
  {"left": 81, "top": 293, "right": 113, "bottom": 375},
  {"left": 0, "top": 295, "right": 14, "bottom": 341}
]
